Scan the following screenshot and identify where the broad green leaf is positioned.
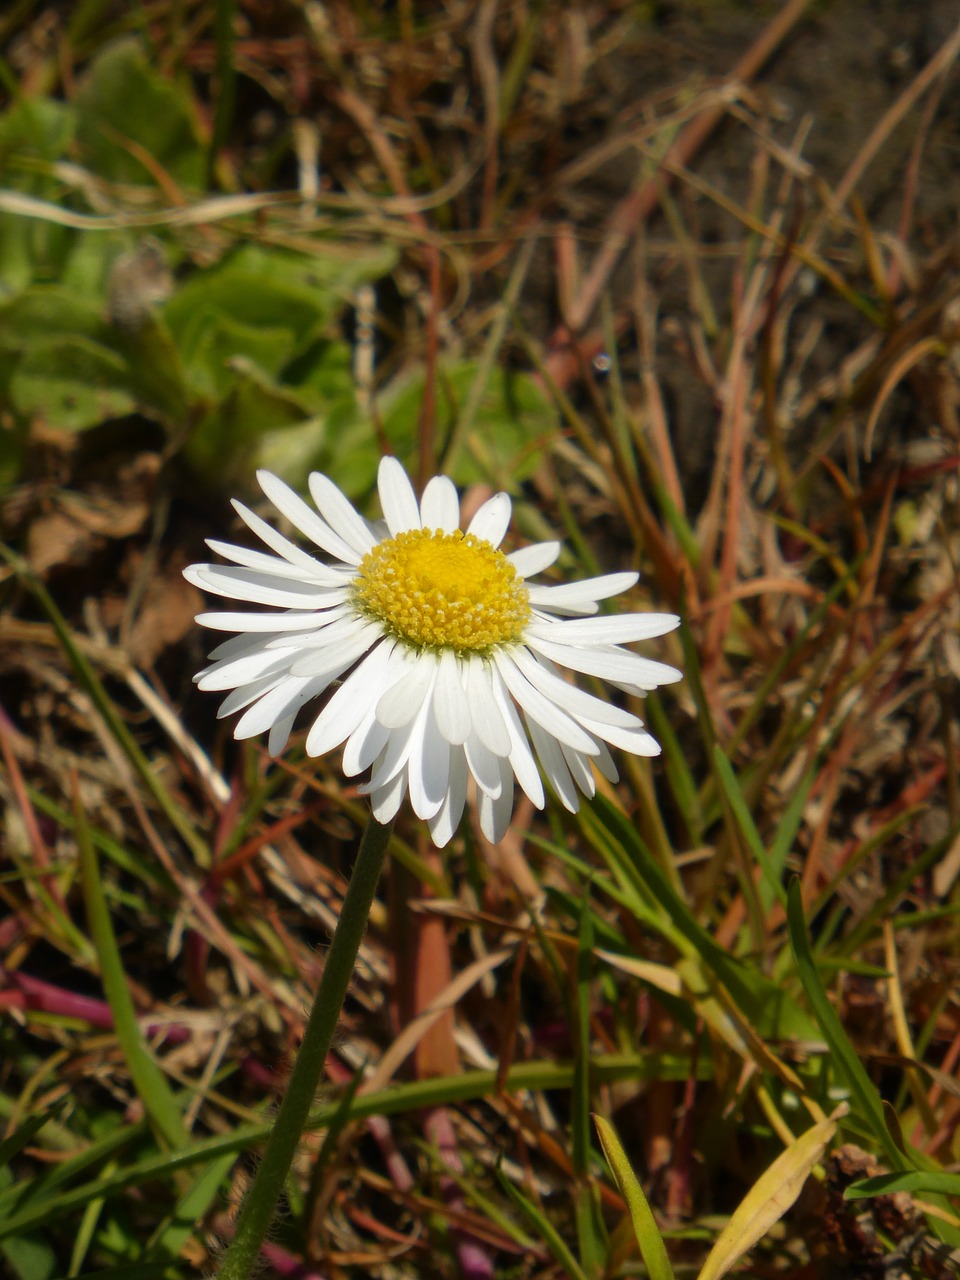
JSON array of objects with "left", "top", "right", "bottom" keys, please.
[
  {"left": 0, "top": 99, "right": 76, "bottom": 296},
  {"left": 1, "top": 1233, "right": 56, "bottom": 1280},
  {"left": 74, "top": 39, "right": 204, "bottom": 187},
  {"left": 164, "top": 242, "right": 396, "bottom": 387},
  {"left": 0, "top": 286, "right": 105, "bottom": 348},
  {"left": 184, "top": 361, "right": 320, "bottom": 487},
  {"left": 697, "top": 1109, "right": 841, "bottom": 1280},
  {"left": 9, "top": 335, "right": 134, "bottom": 430},
  {"left": 594, "top": 1115, "right": 674, "bottom": 1280}
]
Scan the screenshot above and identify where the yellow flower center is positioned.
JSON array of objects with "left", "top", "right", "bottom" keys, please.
[{"left": 351, "top": 528, "right": 530, "bottom": 653}]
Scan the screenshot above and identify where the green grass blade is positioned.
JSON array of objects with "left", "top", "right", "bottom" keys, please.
[
  {"left": 845, "top": 1169, "right": 960, "bottom": 1199},
  {"left": 0, "top": 1107, "right": 62, "bottom": 1170},
  {"left": 786, "top": 880, "right": 903, "bottom": 1168},
  {"left": 594, "top": 1115, "right": 674, "bottom": 1280},
  {"left": 76, "top": 793, "right": 189, "bottom": 1152},
  {"left": 496, "top": 1165, "right": 589, "bottom": 1280},
  {"left": 712, "top": 745, "right": 787, "bottom": 913},
  {"left": 573, "top": 893, "right": 606, "bottom": 1274},
  {"left": 1, "top": 546, "right": 209, "bottom": 868},
  {"left": 147, "top": 1152, "right": 236, "bottom": 1262}
]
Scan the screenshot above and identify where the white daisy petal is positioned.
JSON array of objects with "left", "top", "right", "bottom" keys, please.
[
  {"left": 420, "top": 475, "right": 461, "bottom": 533},
  {"left": 308, "top": 472, "right": 377, "bottom": 557},
  {"left": 592, "top": 736, "right": 619, "bottom": 783},
  {"left": 342, "top": 707, "right": 391, "bottom": 777},
  {"left": 463, "top": 658, "right": 511, "bottom": 757},
  {"left": 198, "top": 646, "right": 298, "bottom": 691},
  {"left": 266, "top": 605, "right": 354, "bottom": 648},
  {"left": 205, "top": 631, "right": 280, "bottom": 662},
  {"left": 407, "top": 697, "right": 451, "bottom": 821},
  {"left": 429, "top": 750, "right": 468, "bottom": 848},
  {"left": 526, "top": 714, "right": 579, "bottom": 813},
  {"left": 217, "top": 674, "right": 286, "bottom": 718},
  {"left": 576, "top": 715, "right": 663, "bottom": 756},
  {"left": 525, "top": 632, "right": 682, "bottom": 689},
  {"left": 376, "top": 651, "right": 437, "bottom": 729},
  {"left": 369, "top": 769, "right": 407, "bottom": 825},
  {"left": 510, "top": 645, "right": 645, "bottom": 729},
  {"left": 527, "top": 571, "right": 639, "bottom": 613},
  {"left": 493, "top": 650, "right": 599, "bottom": 755},
  {"left": 529, "top": 573, "right": 634, "bottom": 606},
  {"left": 467, "top": 492, "right": 512, "bottom": 547},
  {"left": 235, "top": 674, "right": 333, "bottom": 741},
  {"left": 196, "top": 610, "right": 328, "bottom": 633},
  {"left": 378, "top": 456, "right": 422, "bottom": 535},
  {"left": 232, "top": 499, "right": 332, "bottom": 573},
  {"left": 560, "top": 742, "right": 597, "bottom": 798},
  {"left": 185, "top": 565, "right": 341, "bottom": 610},
  {"left": 289, "top": 624, "right": 380, "bottom": 679},
  {"left": 528, "top": 613, "right": 681, "bottom": 645},
  {"left": 478, "top": 761, "right": 514, "bottom": 843},
  {"left": 204, "top": 539, "right": 330, "bottom": 580},
  {"left": 268, "top": 713, "right": 297, "bottom": 757},
  {"left": 433, "top": 650, "right": 471, "bottom": 745},
  {"left": 508, "top": 541, "right": 561, "bottom": 578},
  {"left": 366, "top": 659, "right": 440, "bottom": 790},
  {"left": 489, "top": 665, "right": 544, "bottom": 808},
  {"left": 464, "top": 730, "right": 503, "bottom": 798},
  {"left": 304, "top": 641, "right": 400, "bottom": 757},
  {"left": 257, "top": 471, "right": 362, "bottom": 565}
]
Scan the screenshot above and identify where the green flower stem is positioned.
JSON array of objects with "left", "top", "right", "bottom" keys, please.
[{"left": 217, "top": 814, "right": 393, "bottom": 1280}]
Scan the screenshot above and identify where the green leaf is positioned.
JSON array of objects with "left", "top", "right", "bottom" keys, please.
[
  {"left": 594, "top": 1115, "right": 674, "bottom": 1280},
  {"left": 1, "top": 1233, "right": 56, "bottom": 1280},
  {"left": 74, "top": 38, "right": 204, "bottom": 188},
  {"left": 0, "top": 98, "right": 76, "bottom": 296},
  {"left": 164, "top": 242, "right": 396, "bottom": 391},
  {"left": 9, "top": 335, "right": 134, "bottom": 430},
  {"left": 0, "top": 286, "right": 105, "bottom": 348}
]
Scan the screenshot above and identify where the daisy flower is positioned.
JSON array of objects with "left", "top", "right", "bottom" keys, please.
[{"left": 184, "top": 458, "right": 681, "bottom": 847}]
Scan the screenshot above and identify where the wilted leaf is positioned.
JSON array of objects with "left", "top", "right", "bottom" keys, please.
[{"left": 697, "top": 1108, "right": 843, "bottom": 1280}]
